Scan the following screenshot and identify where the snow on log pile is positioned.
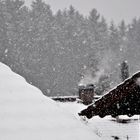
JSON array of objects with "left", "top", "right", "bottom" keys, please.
[{"left": 0, "top": 62, "right": 100, "bottom": 140}]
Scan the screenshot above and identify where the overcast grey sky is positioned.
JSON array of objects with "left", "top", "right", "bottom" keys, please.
[{"left": 27, "top": 0, "right": 140, "bottom": 24}]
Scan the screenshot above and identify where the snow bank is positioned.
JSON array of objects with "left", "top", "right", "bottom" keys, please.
[
  {"left": 0, "top": 63, "right": 100, "bottom": 140},
  {"left": 87, "top": 116, "right": 140, "bottom": 140},
  {"left": 57, "top": 102, "right": 140, "bottom": 140}
]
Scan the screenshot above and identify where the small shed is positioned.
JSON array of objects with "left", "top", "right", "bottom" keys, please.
[
  {"left": 79, "top": 72, "right": 140, "bottom": 118},
  {"left": 79, "top": 84, "right": 94, "bottom": 105}
]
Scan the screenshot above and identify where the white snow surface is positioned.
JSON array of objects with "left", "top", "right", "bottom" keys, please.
[
  {"left": 0, "top": 62, "right": 139, "bottom": 140},
  {"left": 58, "top": 102, "right": 140, "bottom": 140},
  {"left": 0, "top": 63, "right": 100, "bottom": 140}
]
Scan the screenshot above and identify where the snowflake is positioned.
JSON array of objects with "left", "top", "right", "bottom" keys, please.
[{"left": 4, "top": 49, "right": 8, "bottom": 54}]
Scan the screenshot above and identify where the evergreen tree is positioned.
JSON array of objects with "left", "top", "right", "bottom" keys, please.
[
  {"left": 119, "top": 20, "right": 127, "bottom": 38},
  {"left": 98, "top": 17, "right": 109, "bottom": 53},
  {"left": 126, "top": 18, "right": 140, "bottom": 75},
  {"left": 88, "top": 8, "right": 100, "bottom": 24},
  {"left": 0, "top": 0, "right": 7, "bottom": 60},
  {"left": 88, "top": 8, "right": 100, "bottom": 43},
  {"left": 95, "top": 75, "right": 111, "bottom": 95},
  {"left": 118, "top": 20, "right": 127, "bottom": 56},
  {"left": 0, "top": 0, "right": 25, "bottom": 65},
  {"left": 109, "top": 21, "right": 120, "bottom": 52},
  {"left": 120, "top": 61, "right": 129, "bottom": 81}
]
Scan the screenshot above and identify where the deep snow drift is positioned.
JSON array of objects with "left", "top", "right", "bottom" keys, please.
[{"left": 0, "top": 63, "right": 100, "bottom": 140}]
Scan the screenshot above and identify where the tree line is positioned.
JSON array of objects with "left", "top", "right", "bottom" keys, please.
[{"left": 0, "top": 0, "right": 140, "bottom": 96}]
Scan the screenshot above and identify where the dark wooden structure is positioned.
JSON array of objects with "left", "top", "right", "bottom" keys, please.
[
  {"left": 79, "top": 84, "right": 94, "bottom": 105},
  {"left": 79, "top": 72, "right": 140, "bottom": 118},
  {"left": 51, "top": 96, "right": 78, "bottom": 102},
  {"left": 51, "top": 95, "right": 100, "bottom": 103}
]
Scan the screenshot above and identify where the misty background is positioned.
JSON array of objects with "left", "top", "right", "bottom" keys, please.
[
  {"left": 25, "top": 0, "right": 140, "bottom": 23},
  {"left": 0, "top": 0, "right": 140, "bottom": 96}
]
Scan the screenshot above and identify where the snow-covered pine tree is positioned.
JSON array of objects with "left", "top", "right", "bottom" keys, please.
[{"left": 120, "top": 60, "right": 129, "bottom": 81}]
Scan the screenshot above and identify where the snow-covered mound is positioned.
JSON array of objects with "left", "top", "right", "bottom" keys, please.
[{"left": 0, "top": 63, "right": 100, "bottom": 140}]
